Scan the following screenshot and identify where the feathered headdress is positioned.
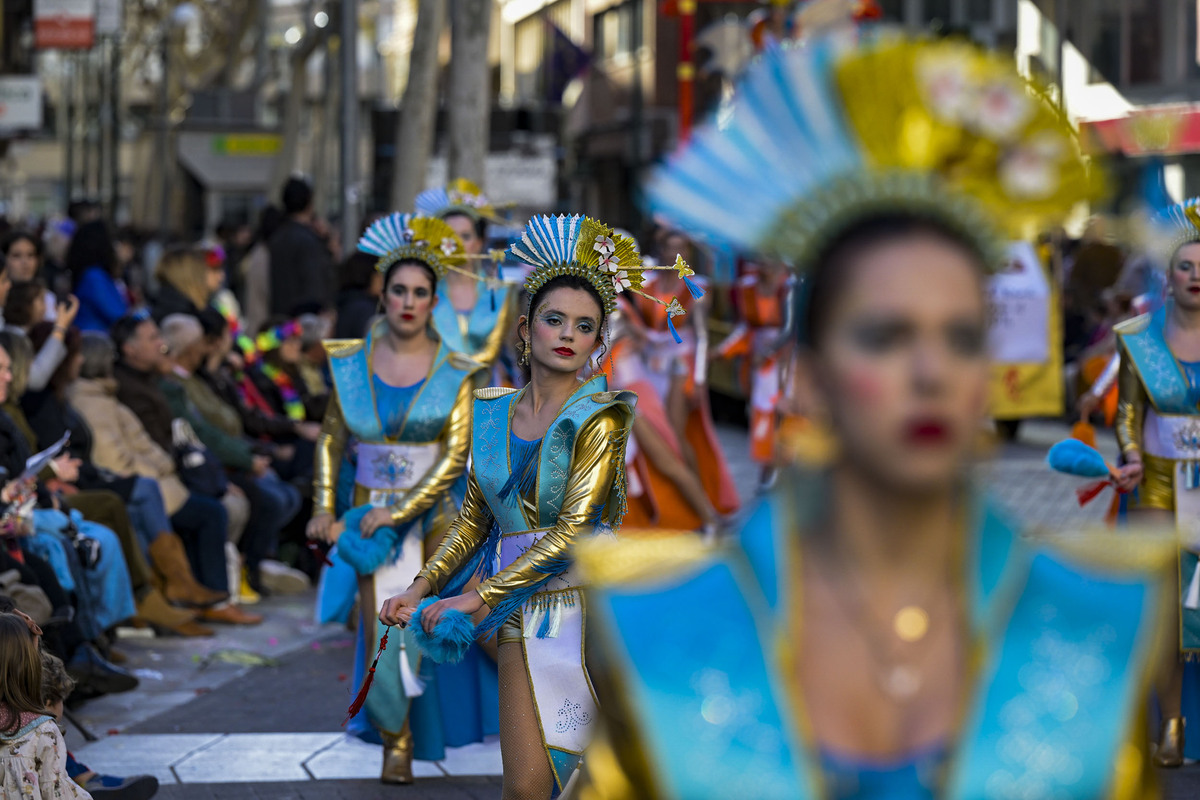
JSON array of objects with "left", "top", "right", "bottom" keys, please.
[
  {"left": 357, "top": 213, "right": 467, "bottom": 279},
  {"left": 647, "top": 35, "right": 1098, "bottom": 272},
  {"left": 1146, "top": 198, "right": 1200, "bottom": 266},
  {"left": 510, "top": 215, "right": 704, "bottom": 343},
  {"left": 415, "top": 178, "right": 498, "bottom": 222}
]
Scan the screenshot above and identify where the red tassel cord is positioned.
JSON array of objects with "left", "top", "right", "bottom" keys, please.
[
  {"left": 306, "top": 540, "right": 334, "bottom": 567},
  {"left": 343, "top": 626, "right": 390, "bottom": 725},
  {"left": 1075, "top": 479, "right": 1130, "bottom": 507}
]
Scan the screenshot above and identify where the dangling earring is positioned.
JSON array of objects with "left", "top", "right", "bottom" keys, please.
[
  {"left": 519, "top": 339, "right": 531, "bottom": 367},
  {"left": 781, "top": 410, "right": 840, "bottom": 467}
]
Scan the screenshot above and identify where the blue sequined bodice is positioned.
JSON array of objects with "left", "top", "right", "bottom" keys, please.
[{"left": 372, "top": 375, "right": 425, "bottom": 436}]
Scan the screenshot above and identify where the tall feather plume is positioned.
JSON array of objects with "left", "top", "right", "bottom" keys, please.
[{"left": 647, "top": 39, "right": 859, "bottom": 250}]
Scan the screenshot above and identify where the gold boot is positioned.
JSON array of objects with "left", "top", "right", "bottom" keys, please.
[
  {"left": 1154, "top": 717, "right": 1185, "bottom": 768},
  {"left": 380, "top": 726, "right": 414, "bottom": 784}
]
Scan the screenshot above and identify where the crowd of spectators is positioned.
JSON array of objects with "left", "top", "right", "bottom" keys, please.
[{"left": 0, "top": 183, "right": 341, "bottom": 754}]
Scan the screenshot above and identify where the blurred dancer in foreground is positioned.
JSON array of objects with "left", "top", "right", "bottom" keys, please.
[{"left": 577, "top": 34, "right": 1170, "bottom": 799}]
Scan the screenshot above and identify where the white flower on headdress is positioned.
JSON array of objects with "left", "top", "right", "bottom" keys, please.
[
  {"left": 917, "top": 51, "right": 975, "bottom": 122},
  {"left": 612, "top": 271, "right": 632, "bottom": 292},
  {"left": 999, "top": 133, "right": 1064, "bottom": 199},
  {"left": 440, "top": 237, "right": 458, "bottom": 256},
  {"left": 599, "top": 252, "right": 621, "bottom": 273},
  {"left": 969, "top": 78, "right": 1033, "bottom": 142},
  {"left": 594, "top": 236, "right": 616, "bottom": 257}
]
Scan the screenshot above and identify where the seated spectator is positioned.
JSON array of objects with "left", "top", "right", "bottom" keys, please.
[
  {"left": 41, "top": 651, "right": 160, "bottom": 800},
  {"left": 151, "top": 247, "right": 222, "bottom": 324},
  {"left": 0, "top": 613, "right": 91, "bottom": 799},
  {"left": 250, "top": 318, "right": 327, "bottom": 423},
  {"left": 0, "top": 340, "right": 138, "bottom": 695},
  {"left": 2, "top": 231, "right": 56, "bottom": 321},
  {"left": 296, "top": 313, "right": 331, "bottom": 400},
  {"left": 5, "top": 280, "right": 49, "bottom": 331},
  {"left": 108, "top": 315, "right": 252, "bottom": 571},
  {"left": 72, "top": 334, "right": 252, "bottom": 629},
  {"left": 66, "top": 221, "right": 128, "bottom": 333},
  {"left": 158, "top": 315, "right": 306, "bottom": 598},
  {"left": 196, "top": 310, "right": 318, "bottom": 482}
]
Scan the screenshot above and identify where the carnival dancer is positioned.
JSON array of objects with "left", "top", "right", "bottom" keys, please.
[
  {"left": 306, "top": 213, "right": 493, "bottom": 783},
  {"left": 416, "top": 179, "right": 517, "bottom": 369},
  {"left": 627, "top": 231, "right": 740, "bottom": 516},
  {"left": 379, "top": 216, "right": 701, "bottom": 798},
  {"left": 1112, "top": 199, "right": 1200, "bottom": 767},
  {"left": 713, "top": 256, "right": 796, "bottom": 488},
  {"left": 607, "top": 300, "right": 718, "bottom": 533},
  {"left": 576, "top": 35, "right": 1170, "bottom": 797}
]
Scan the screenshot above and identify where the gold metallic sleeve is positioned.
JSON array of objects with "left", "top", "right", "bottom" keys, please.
[
  {"left": 475, "top": 406, "right": 626, "bottom": 609},
  {"left": 388, "top": 377, "right": 477, "bottom": 525},
  {"left": 472, "top": 288, "right": 516, "bottom": 366},
  {"left": 1115, "top": 341, "right": 1147, "bottom": 458},
  {"left": 416, "top": 468, "right": 496, "bottom": 594},
  {"left": 313, "top": 391, "right": 350, "bottom": 516}
]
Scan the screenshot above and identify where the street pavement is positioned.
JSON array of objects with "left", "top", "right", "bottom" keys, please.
[{"left": 67, "top": 421, "right": 1200, "bottom": 798}]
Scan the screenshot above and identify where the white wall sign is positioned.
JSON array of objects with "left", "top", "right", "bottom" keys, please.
[
  {"left": 0, "top": 78, "right": 44, "bottom": 131},
  {"left": 94, "top": 0, "right": 123, "bottom": 36},
  {"left": 988, "top": 241, "right": 1051, "bottom": 364}
]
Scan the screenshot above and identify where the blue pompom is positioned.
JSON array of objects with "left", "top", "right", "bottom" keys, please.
[
  {"left": 1047, "top": 438, "right": 1110, "bottom": 478},
  {"left": 333, "top": 505, "right": 403, "bottom": 576},
  {"left": 410, "top": 597, "right": 476, "bottom": 664}
]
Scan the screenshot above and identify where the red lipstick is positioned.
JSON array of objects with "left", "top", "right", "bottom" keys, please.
[
  {"left": 904, "top": 418, "right": 950, "bottom": 445},
  {"left": 400, "top": 313, "right": 415, "bottom": 321},
  {"left": 553, "top": 347, "right": 576, "bottom": 357}
]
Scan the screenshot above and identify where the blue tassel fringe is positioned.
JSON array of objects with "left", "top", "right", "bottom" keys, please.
[
  {"left": 683, "top": 275, "right": 705, "bottom": 299},
  {"left": 666, "top": 315, "right": 684, "bottom": 344}
]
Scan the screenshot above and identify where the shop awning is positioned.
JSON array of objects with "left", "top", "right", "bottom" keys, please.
[{"left": 1081, "top": 106, "right": 1200, "bottom": 157}]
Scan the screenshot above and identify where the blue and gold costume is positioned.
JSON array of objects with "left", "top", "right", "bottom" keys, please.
[
  {"left": 409, "top": 213, "right": 701, "bottom": 792},
  {"left": 313, "top": 213, "right": 495, "bottom": 771},
  {"left": 578, "top": 483, "right": 1170, "bottom": 799},
  {"left": 417, "top": 179, "right": 516, "bottom": 366}
]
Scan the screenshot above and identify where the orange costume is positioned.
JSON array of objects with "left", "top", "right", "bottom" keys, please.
[
  {"left": 629, "top": 276, "right": 740, "bottom": 516},
  {"left": 716, "top": 270, "right": 795, "bottom": 465}
]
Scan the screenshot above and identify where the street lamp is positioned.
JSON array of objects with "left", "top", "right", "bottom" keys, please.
[{"left": 156, "top": 2, "right": 199, "bottom": 240}]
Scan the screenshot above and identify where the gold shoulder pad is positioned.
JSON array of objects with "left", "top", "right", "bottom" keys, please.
[
  {"left": 576, "top": 533, "right": 717, "bottom": 588},
  {"left": 1036, "top": 527, "right": 1176, "bottom": 575},
  {"left": 592, "top": 389, "right": 638, "bottom": 406},
  {"left": 474, "top": 386, "right": 520, "bottom": 401},
  {"left": 447, "top": 351, "right": 484, "bottom": 372},
  {"left": 323, "top": 339, "right": 364, "bottom": 359},
  {"left": 1113, "top": 312, "right": 1153, "bottom": 337}
]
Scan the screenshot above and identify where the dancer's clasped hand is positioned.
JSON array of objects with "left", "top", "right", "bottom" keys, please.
[
  {"left": 419, "top": 592, "right": 484, "bottom": 634},
  {"left": 379, "top": 578, "right": 432, "bottom": 628}
]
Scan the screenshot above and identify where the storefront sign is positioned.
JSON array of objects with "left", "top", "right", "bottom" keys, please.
[{"left": 34, "top": 0, "right": 96, "bottom": 50}]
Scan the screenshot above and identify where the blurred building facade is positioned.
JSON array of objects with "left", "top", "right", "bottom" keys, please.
[{"left": 4, "top": 0, "right": 1198, "bottom": 234}]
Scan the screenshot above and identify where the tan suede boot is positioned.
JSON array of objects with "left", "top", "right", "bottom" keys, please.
[
  {"left": 134, "top": 588, "right": 214, "bottom": 637},
  {"left": 149, "top": 532, "right": 229, "bottom": 608}
]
